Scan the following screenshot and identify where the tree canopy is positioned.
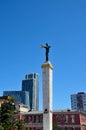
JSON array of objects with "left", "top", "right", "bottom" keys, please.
[{"left": 0, "top": 96, "right": 25, "bottom": 130}]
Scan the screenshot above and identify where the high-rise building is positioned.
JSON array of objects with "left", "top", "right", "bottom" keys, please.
[
  {"left": 3, "top": 91, "right": 30, "bottom": 109},
  {"left": 3, "top": 73, "right": 39, "bottom": 111},
  {"left": 71, "top": 92, "right": 86, "bottom": 112},
  {"left": 22, "top": 73, "right": 39, "bottom": 111}
]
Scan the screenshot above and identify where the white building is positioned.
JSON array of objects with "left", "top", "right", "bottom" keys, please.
[{"left": 71, "top": 92, "right": 86, "bottom": 112}]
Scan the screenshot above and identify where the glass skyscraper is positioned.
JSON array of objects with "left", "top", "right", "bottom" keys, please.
[
  {"left": 3, "top": 73, "right": 39, "bottom": 111},
  {"left": 22, "top": 73, "right": 39, "bottom": 111},
  {"left": 3, "top": 91, "right": 30, "bottom": 109}
]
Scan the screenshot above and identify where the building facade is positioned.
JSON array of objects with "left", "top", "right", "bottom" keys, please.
[
  {"left": 22, "top": 73, "right": 39, "bottom": 111},
  {"left": 3, "top": 73, "right": 39, "bottom": 111},
  {"left": 3, "top": 91, "right": 30, "bottom": 109},
  {"left": 0, "top": 97, "right": 86, "bottom": 130},
  {"left": 71, "top": 92, "right": 86, "bottom": 112},
  {"left": 19, "top": 110, "right": 86, "bottom": 130}
]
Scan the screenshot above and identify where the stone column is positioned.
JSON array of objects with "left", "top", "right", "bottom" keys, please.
[{"left": 41, "top": 61, "right": 53, "bottom": 130}]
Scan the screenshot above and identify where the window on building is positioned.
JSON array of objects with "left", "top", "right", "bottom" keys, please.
[
  {"left": 25, "top": 115, "right": 28, "bottom": 123},
  {"left": 33, "top": 115, "right": 36, "bottom": 123},
  {"left": 36, "top": 115, "right": 39, "bottom": 123},
  {"left": 65, "top": 115, "right": 68, "bottom": 123},
  {"left": 71, "top": 115, "right": 75, "bottom": 123},
  {"left": 28, "top": 115, "right": 32, "bottom": 123},
  {"left": 39, "top": 115, "right": 43, "bottom": 123},
  {"left": 57, "top": 115, "right": 62, "bottom": 122}
]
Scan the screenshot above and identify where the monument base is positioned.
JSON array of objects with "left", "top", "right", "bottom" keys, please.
[{"left": 43, "top": 112, "right": 52, "bottom": 130}]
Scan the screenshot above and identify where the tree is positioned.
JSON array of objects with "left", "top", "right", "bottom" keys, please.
[
  {"left": 15, "top": 119, "right": 25, "bottom": 130},
  {"left": 0, "top": 96, "right": 25, "bottom": 130},
  {"left": 53, "top": 123, "right": 58, "bottom": 130}
]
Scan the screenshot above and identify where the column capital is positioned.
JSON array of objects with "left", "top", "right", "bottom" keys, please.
[{"left": 41, "top": 61, "right": 53, "bottom": 70}]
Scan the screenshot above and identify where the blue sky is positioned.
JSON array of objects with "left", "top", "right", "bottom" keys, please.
[{"left": 0, "top": 0, "right": 86, "bottom": 110}]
